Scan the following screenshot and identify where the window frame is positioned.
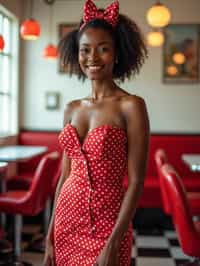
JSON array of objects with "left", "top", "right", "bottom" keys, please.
[{"left": 0, "top": 4, "right": 19, "bottom": 137}]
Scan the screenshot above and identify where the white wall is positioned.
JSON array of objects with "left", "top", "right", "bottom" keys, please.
[{"left": 5, "top": 0, "right": 200, "bottom": 132}]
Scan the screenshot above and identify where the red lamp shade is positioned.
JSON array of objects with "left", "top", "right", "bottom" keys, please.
[
  {"left": 20, "top": 19, "right": 41, "bottom": 40},
  {"left": 43, "top": 44, "right": 58, "bottom": 59},
  {"left": 0, "top": 35, "right": 5, "bottom": 52}
]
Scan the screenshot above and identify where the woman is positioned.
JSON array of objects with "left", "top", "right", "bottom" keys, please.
[{"left": 44, "top": 0, "right": 149, "bottom": 265}]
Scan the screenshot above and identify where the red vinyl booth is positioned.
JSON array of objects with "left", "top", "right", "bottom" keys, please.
[
  {"left": 16, "top": 131, "right": 200, "bottom": 209},
  {"left": 138, "top": 135, "right": 200, "bottom": 208}
]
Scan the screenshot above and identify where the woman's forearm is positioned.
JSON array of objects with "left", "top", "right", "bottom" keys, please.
[
  {"left": 109, "top": 180, "right": 144, "bottom": 244},
  {"left": 46, "top": 176, "right": 67, "bottom": 241},
  {"left": 46, "top": 153, "right": 71, "bottom": 241}
]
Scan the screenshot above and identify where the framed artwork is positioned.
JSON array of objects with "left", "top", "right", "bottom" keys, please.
[
  {"left": 163, "top": 24, "right": 200, "bottom": 83},
  {"left": 45, "top": 92, "right": 60, "bottom": 110},
  {"left": 58, "top": 23, "right": 78, "bottom": 73}
]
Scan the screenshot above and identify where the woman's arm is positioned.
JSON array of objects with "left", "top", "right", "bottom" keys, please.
[
  {"left": 46, "top": 153, "right": 71, "bottom": 242},
  {"left": 109, "top": 95, "right": 150, "bottom": 245},
  {"left": 46, "top": 101, "right": 75, "bottom": 242}
]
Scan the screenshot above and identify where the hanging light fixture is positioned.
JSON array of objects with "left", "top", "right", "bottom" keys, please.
[
  {"left": 20, "top": 19, "right": 40, "bottom": 40},
  {"left": 43, "top": 44, "right": 58, "bottom": 59},
  {"left": 147, "top": 30, "right": 164, "bottom": 47},
  {"left": 20, "top": 0, "right": 41, "bottom": 40},
  {"left": 43, "top": 0, "right": 58, "bottom": 59},
  {"left": 0, "top": 35, "right": 5, "bottom": 52},
  {"left": 146, "top": 1, "right": 171, "bottom": 28}
]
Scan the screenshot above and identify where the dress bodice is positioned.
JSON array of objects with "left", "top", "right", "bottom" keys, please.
[
  {"left": 56, "top": 123, "right": 129, "bottom": 238},
  {"left": 59, "top": 123, "right": 127, "bottom": 160}
]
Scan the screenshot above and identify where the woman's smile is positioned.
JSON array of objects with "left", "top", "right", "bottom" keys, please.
[{"left": 86, "top": 65, "right": 105, "bottom": 73}]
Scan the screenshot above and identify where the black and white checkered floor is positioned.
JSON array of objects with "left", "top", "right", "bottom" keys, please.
[{"left": 18, "top": 225, "right": 194, "bottom": 266}]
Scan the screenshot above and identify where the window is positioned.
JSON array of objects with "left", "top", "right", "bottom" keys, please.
[{"left": 0, "top": 5, "right": 19, "bottom": 136}]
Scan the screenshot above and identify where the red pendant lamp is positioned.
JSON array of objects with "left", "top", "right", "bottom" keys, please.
[
  {"left": 20, "top": 18, "right": 41, "bottom": 40},
  {"left": 20, "top": 0, "right": 41, "bottom": 40},
  {"left": 43, "top": 44, "right": 58, "bottom": 59},
  {"left": 43, "top": 0, "right": 58, "bottom": 59},
  {"left": 0, "top": 35, "right": 5, "bottom": 52}
]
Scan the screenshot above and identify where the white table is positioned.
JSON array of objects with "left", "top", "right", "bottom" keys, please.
[
  {"left": 0, "top": 146, "right": 47, "bottom": 229},
  {"left": 182, "top": 154, "right": 200, "bottom": 172},
  {"left": 0, "top": 145, "right": 47, "bottom": 162}
]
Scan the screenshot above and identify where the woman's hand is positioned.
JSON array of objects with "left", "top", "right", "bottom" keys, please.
[
  {"left": 94, "top": 239, "right": 120, "bottom": 266},
  {"left": 43, "top": 236, "right": 55, "bottom": 266}
]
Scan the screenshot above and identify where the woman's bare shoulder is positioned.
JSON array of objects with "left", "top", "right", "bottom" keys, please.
[
  {"left": 64, "top": 98, "right": 83, "bottom": 110},
  {"left": 118, "top": 89, "right": 145, "bottom": 107},
  {"left": 63, "top": 99, "right": 83, "bottom": 125},
  {"left": 119, "top": 92, "right": 147, "bottom": 122}
]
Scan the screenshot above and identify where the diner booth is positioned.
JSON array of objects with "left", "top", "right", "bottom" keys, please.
[{"left": 0, "top": 0, "right": 200, "bottom": 265}]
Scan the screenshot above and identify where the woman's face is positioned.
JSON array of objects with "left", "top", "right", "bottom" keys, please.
[{"left": 78, "top": 27, "right": 115, "bottom": 80}]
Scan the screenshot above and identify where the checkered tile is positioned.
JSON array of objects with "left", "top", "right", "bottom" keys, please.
[{"left": 17, "top": 225, "right": 195, "bottom": 266}]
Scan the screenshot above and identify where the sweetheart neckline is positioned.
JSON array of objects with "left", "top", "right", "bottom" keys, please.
[{"left": 65, "top": 123, "right": 127, "bottom": 147}]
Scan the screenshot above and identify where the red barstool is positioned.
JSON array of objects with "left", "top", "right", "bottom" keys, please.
[
  {"left": 0, "top": 162, "right": 8, "bottom": 228},
  {"left": 161, "top": 164, "right": 200, "bottom": 264},
  {"left": 0, "top": 152, "right": 60, "bottom": 265},
  {"left": 155, "top": 149, "right": 200, "bottom": 216},
  {"left": 6, "top": 154, "right": 62, "bottom": 253},
  {"left": 28, "top": 161, "right": 61, "bottom": 252}
]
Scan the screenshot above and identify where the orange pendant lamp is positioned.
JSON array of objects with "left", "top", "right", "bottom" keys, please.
[
  {"left": 43, "top": 0, "right": 58, "bottom": 59},
  {"left": 20, "top": 18, "right": 41, "bottom": 40},
  {"left": 0, "top": 35, "right": 5, "bottom": 52},
  {"left": 146, "top": 1, "right": 171, "bottom": 28},
  {"left": 20, "top": 0, "right": 41, "bottom": 40},
  {"left": 43, "top": 44, "right": 58, "bottom": 59}
]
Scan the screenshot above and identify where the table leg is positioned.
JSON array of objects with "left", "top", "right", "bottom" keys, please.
[{"left": 0, "top": 172, "right": 6, "bottom": 229}]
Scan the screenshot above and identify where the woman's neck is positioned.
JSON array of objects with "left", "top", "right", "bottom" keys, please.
[{"left": 90, "top": 79, "right": 118, "bottom": 100}]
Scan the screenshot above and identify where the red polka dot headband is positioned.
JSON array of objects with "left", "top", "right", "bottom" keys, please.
[{"left": 81, "top": 0, "right": 119, "bottom": 30}]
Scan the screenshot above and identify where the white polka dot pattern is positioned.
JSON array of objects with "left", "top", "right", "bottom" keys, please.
[
  {"left": 54, "top": 123, "right": 133, "bottom": 265},
  {"left": 82, "top": 0, "right": 119, "bottom": 29}
]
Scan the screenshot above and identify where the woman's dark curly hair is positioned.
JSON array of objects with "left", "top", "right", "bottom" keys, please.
[{"left": 58, "top": 12, "right": 148, "bottom": 82}]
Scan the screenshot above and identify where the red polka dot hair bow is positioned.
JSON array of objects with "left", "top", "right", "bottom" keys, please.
[{"left": 82, "top": 0, "right": 119, "bottom": 29}]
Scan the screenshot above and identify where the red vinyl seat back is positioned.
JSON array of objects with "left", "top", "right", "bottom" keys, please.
[
  {"left": 25, "top": 151, "right": 60, "bottom": 215},
  {"left": 148, "top": 135, "right": 200, "bottom": 177},
  {"left": 161, "top": 164, "right": 200, "bottom": 257},
  {"left": 154, "top": 149, "right": 170, "bottom": 214},
  {"left": 18, "top": 131, "right": 61, "bottom": 173}
]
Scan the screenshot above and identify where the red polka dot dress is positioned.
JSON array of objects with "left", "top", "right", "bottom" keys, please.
[{"left": 54, "top": 123, "right": 133, "bottom": 266}]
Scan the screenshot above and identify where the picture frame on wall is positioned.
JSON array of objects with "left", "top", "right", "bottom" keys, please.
[
  {"left": 163, "top": 23, "right": 200, "bottom": 83},
  {"left": 45, "top": 92, "right": 60, "bottom": 110},
  {"left": 58, "top": 23, "right": 78, "bottom": 73}
]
